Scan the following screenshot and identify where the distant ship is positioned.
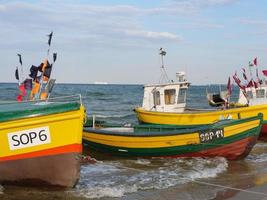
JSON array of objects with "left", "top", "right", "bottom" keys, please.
[{"left": 93, "top": 81, "right": 108, "bottom": 85}]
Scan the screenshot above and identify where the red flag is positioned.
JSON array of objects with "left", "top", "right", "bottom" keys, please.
[
  {"left": 227, "top": 76, "right": 232, "bottom": 95},
  {"left": 247, "top": 79, "right": 254, "bottom": 87},
  {"left": 19, "top": 84, "right": 26, "bottom": 96},
  {"left": 253, "top": 57, "right": 257, "bottom": 66},
  {"left": 262, "top": 70, "right": 267, "bottom": 77},
  {"left": 233, "top": 74, "right": 245, "bottom": 90},
  {"left": 17, "top": 94, "right": 22, "bottom": 102}
]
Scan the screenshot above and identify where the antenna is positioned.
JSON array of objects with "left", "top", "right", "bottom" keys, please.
[{"left": 159, "top": 48, "right": 170, "bottom": 83}]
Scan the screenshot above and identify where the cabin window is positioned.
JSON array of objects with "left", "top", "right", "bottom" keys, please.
[
  {"left": 177, "top": 88, "right": 187, "bottom": 104},
  {"left": 164, "top": 89, "right": 176, "bottom": 105},
  {"left": 153, "top": 91, "right": 161, "bottom": 106},
  {"left": 256, "top": 89, "right": 265, "bottom": 98},
  {"left": 247, "top": 91, "right": 253, "bottom": 99}
]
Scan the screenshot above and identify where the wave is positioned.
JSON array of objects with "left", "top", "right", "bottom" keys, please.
[{"left": 74, "top": 157, "right": 228, "bottom": 199}]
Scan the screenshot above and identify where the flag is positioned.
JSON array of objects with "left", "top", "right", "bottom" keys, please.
[
  {"left": 242, "top": 68, "right": 247, "bottom": 80},
  {"left": 159, "top": 48, "right": 166, "bottom": 56},
  {"left": 247, "top": 79, "right": 254, "bottom": 87},
  {"left": 15, "top": 67, "right": 19, "bottom": 80},
  {"left": 227, "top": 76, "right": 232, "bottom": 95},
  {"left": 47, "top": 31, "right": 53, "bottom": 46},
  {"left": 43, "top": 63, "right": 52, "bottom": 78},
  {"left": 30, "top": 81, "right": 40, "bottom": 100},
  {"left": 38, "top": 63, "right": 44, "bottom": 72},
  {"left": 262, "top": 70, "right": 267, "bottom": 77},
  {"left": 23, "top": 78, "right": 33, "bottom": 90},
  {"left": 53, "top": 53, "right": 57, "bottom": 63},
  {"left": 17, "top": 94, "right": 23, "bottom": 102},
  {"left": 17, "top": 54, "right": 22, "bottom": 66},
  {"left": 29, "top": 65, "right": 39, "bottom": 79},
  {"left": 253, "top": 57, "right": 257, "bottom": 66},
  {"left": 233, "top": 74, "right": 245, "bottom": 90},
  {"left": 19, "top": 84, "right": 26, "bottom": 96}
]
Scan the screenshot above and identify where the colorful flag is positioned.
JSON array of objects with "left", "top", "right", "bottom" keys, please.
[
  {"left": 29, "top": 65, "right": 38, "bottom": 79},
  {"left": 19, "top": 84, "right": 26, "bottom": 96},
  {"left": 43, "top": 64, "right": 52, "bottom": 78},
  {"left": 23, "top": 78, "right": 33, "bottom": 90}
]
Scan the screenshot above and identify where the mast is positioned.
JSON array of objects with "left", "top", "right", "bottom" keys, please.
[{"left": 159, "top": 48, "right": 170, "bottom": 83}]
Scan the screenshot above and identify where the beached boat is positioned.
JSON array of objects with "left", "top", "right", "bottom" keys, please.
[
  {"left": 83, "top": 114, "right": 262, "bottom": 160},
  {"left": 134, "top": 52, "right": 267, "bottom": 140},
  {"left": 0, "top": 96, "right": 85, "bottom": 187}
]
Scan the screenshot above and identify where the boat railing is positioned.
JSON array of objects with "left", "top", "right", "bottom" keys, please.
[{"left": 0, "top": 94, "right": 83, "bottom": 105}]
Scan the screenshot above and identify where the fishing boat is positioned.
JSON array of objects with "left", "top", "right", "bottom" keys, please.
[
  {"left": 83, "top": 113, "right": 263, "bottom": 160},
  {"left": 134, "top": 51, "right": 267, "bottom": 140},
  {"left": 0, "top": 95, "right": 85, "bottom": 187}
]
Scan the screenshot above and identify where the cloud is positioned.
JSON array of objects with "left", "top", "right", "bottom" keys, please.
[
  {"left": 124, "top": 30, "right": 182, "bottom": 41},
  {"left": 239, "top": 19, "right": 267, "bottom": 26}
]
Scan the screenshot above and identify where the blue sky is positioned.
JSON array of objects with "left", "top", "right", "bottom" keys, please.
[{"left": 1, "top": 0, "right": 267, "bottom": 85}]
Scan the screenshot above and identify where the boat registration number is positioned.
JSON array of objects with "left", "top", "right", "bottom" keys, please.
[
  {"left": 199, "top": 128, "right": 224, "bottom": 143},
  {"left": 8, "top": 126, "right": 51, "bottom": 150}
]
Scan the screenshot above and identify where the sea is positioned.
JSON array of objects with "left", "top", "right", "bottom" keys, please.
[{"left": 1, "top": 83, "right": 267, "bottom": 200}]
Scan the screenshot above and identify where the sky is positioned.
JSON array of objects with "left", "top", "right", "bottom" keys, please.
[{"left": 0, "top": 0, "right": 267, "bottom": 85}]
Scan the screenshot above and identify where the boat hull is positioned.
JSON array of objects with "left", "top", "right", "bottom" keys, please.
[
  {"left": 134, "top": 104, "right": 267, "bottom": 139},
  {"left": 0, "top": 102, "right": 85, "bottom": 187},
  {"left": 83, "top": 115, "right": 262, "bottom": 160}
]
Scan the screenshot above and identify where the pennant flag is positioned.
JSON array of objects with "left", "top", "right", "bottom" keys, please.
[
  {"left": 15, "top": 67, "right": 19, "bottom": 80},
  {"left": 23, "top": 78, "right": 33, "bottom": 90},
  {"left": 233, "top": 74, "right": 245, "bottom": 90},
  {"left": 17, "top": 54, "right": 22, "bottom": 66},
  {"left": 227, "top": 76, "right": 232, "bottom": 95},
  {"left": 29, "top": 65, "right": 39, "bottom": 79},
  {"left": 38, "top": 63, "right": 44, "bottom": 72},
  {"left": 247, "top": 79, "right": 255, "bottom": 88},
  {"left": 19, "top": 84, "right": 26, "bottom": 96},
  {"left": 159, "top": 48, "right": 166, "bottom": 56},
  {"left": 17, "top": 94, "right": 23, "bottom": 102},
  {"left": 262, "top": 70, "right": 267, "bottom": 77},
  {"left": 47, "top": 31, "right": 53, "bottom": 46},
  {"left": 242, "top": 68, "right": 247, "bottom": 81},
  {"left": 43, "top": 63, "right": 52, "bottom": 78},
  {"left": 253, "top": 57, "right": 257, "bottom": 66},
  {"left": 30, "top": 81, "right": 40, "bottom": 100},
  {"left": 53, "top": 53, "right": 57, "bottom": 63}
]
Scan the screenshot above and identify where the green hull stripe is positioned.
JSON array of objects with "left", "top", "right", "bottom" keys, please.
[{"left": 0, "top": 102, "right": 80, "bottom": 123}]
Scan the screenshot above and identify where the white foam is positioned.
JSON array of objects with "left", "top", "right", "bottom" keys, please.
[{"left": 75, "top": 157, "right": 228, "bottom": 199}]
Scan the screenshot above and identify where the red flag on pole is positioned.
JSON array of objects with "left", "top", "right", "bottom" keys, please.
[{"left": 253, "top": 57, "right": 257, "bottom": 66}]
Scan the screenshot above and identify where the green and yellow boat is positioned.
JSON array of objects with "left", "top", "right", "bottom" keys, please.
[
  {"left": 0, "top": 97, "right": 85, "bottom": 187},
  {"left": 83, "top": 113, "right": 263, "bottom": 160}
]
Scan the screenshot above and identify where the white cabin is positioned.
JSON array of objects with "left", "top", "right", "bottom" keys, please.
[
  {"left": 238, "top": 82, "right": 267, "bottom": 106},
  {"left": 142, "top": 72, "right": 190, "bottom": 112}
]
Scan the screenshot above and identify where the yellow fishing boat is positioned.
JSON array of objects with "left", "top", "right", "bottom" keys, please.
[
  {"left": 83, "top": 114, "right": 263, "bottom": 160},
  {"left": 0, "top": 96, "right": 85, "bottom": 187}
]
